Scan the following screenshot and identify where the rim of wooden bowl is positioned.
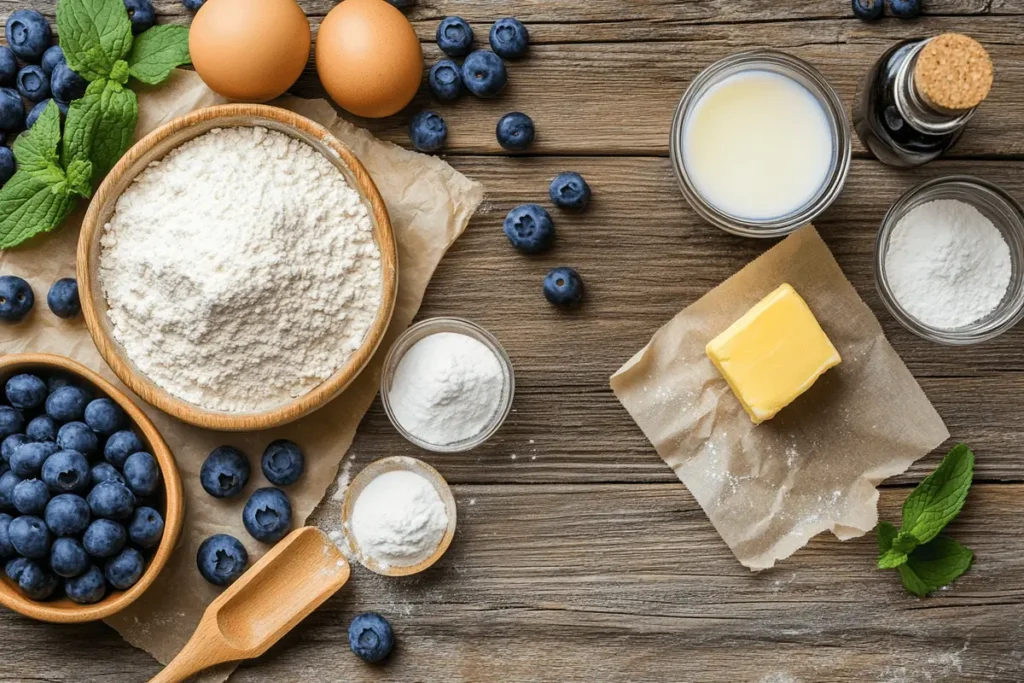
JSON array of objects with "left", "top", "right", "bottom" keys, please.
[
  {"left": 77, "top": 103, "right": 399, "bottom": 432},
  {"left": 0, "top": 353, "right": 183, "bottom": 623}
]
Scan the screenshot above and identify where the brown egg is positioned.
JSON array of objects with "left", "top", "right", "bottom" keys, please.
[
  {"left": 315, "top": 0, "right": 423, "bottom": 118},
  {"left": 190, "top": 0, "right": 311, "bottom": 102}
]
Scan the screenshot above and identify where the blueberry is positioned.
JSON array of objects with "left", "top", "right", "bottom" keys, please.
[
  {"left": 84, "top": 398, "right": 123, "bottom": 435},
  {"left": 261, "top": 440, "right": 304, "bottom": 487},
  {"left": 17, "top": 65, "right": 50, "bottom": 102},
  {"left": 127, "top": 506, "right": 163, "bottom": 549},
  {"left": 45, "top": 385, "right": 89, "bottom": 422},
  {"left": 105, "top": 547, "right": 144, "bottom": 590},
  {"left": 543, "top": 267, "right": 585, "bottom": 308},
  {"left": 200, "top": 446, "right": 250, "bottom": 498},
  {"left": 13, "top": 479, "right": 49, "bottom": 515},
  {"left": 124, "top": 0, "right": 155, "bottom": 34},
  {"left": 549, "top": 171, "right": 591, "bottom": 211},
  {"left": 83, "top": 518, "right": 126, "bottom": 558},
  {"left": 17, "top": 560, "right": 59, "bottom": 600},
  {"left": 27, "top": 98, "right": 57, "bottom": 129},
  {"left": 5, "top": 10, "right": 52, "bottom": 63},
  {"left": 852, "top": 0, "right": 884, "bottom": 18},
  {"left": 409, "top": 111, "right": 447, "bottom": 153},
  {"left": 51, "top": 63, "right": 87, "bottom": 104},
  {"left": 0, "top": 88, "right": 23, "bottom": 132},
  {"left": 348, "top": 612, "right": 395, "bottom": 663},
  {"left": 503, "top": 204, "right": 554, "bottom": 253},
  {"left": 385, "top": 0, "right": 414, "bottom": 6},
  {"left": 489, "top": 18, "right": 529, "bottom": 59},
  {"left": 65, "top": 564, "right": 105, "bottom": 603},
  {"left": 0, "top": 276, "right": 33, "bottom": 321},
  {"left": 242, "top": 487, "right": 292, "bottom": 544},
  {"left": 182, "top": 0, "right": 205, "bottom": 10},
  {"left": 87, "top": 481, "right": 135, "bottom": 520},
  {"left": 10, "top": 515, "right": 50, "bottom": 558},
  {"left": 2, "top": 372, "right": 39, "bottom": 409},
  {"left": 428, "top": 59, "right": 463, "bottom": 102},
  {"left": 196, "top": 533, "right": 248, "bottom": 586},
  {"left": 44, "top": 493, "right": 90, "bottom": 536},
  {"left": 10, "top": 441, "right": 57, "bottom": 477},
  {"left": 0, "top": 147, "right": 13, "bottom": 186},
  {"left": 0, "top": 47, "right": 15, "bottom": 87},
  {"left": 40, "top": 46, "right": 64, "bottom": 76},
  {"left": 47, "top": 278, "right": 80, "bottom": 318},
  {"left": 887, "top": 0, "right": 921, "bottom": 16},
  {"left": 462, "top": 50, "right": 507, "bottom": 98},
  {"left": 5, "top": 556, "right": 31, "bottom": 582},
  {"left": 0, "top": 406, "right": 24, "bottom": 439},
  {"left": 496, "top": 112, "right": 535, "bottom": 151},
  {"left": 0, "top": 471, "right": 20, "bottom": 509},
  {"left": 436, "top": 16, "right": 473, "bottom": 57},
  {"left": 0, "top": 513, "right": 13, "bottom": 557},
  {"left": 104, "top": 430, "right": 144, "bottom": 469},
  {"left": 123, "top": 451, "right": 160, "bottom": 497},
  {"left": 90, "top": 462, "right": 124, "bottom": 487},
  {"left": 26, "top": 416, "right": 57, "bottom": 443},
  {"left": 50, "top": 537, "right": 88, "bottom": 577},
  {"left": 55, "top": 423, "right": 98, "bottom": 458},
  {"left": 42, "top": 450, "right": 90, "bottom": 494}
]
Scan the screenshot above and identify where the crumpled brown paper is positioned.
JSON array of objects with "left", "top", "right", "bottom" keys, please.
[
  {"left": 0, "top": 70, "right": 483, "bottom": 681},
  {"left": 610, "top": 226, "right": 948, "bottom": 571}
]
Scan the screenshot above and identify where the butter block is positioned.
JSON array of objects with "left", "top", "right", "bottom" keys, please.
[{"left": 706, "top": 283, "right": 841, "bottom": 424}]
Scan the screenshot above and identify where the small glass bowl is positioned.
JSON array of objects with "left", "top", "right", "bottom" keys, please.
[
  {"left": 875, "top": 176, "right": 1024, "bottom": 345},
  {"left": 380, "top": 317, "right": 515, "bottom": 452},
  {"left": 669, "top": 50, "right": 852, "bottom": 238}
]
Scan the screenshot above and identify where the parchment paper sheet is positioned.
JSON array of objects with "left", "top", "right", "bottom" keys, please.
[
  {"left": 0, "top": 70, "right": 483, "bottom": 681},
  {"left": 610, "top": 226, "right": 948, "bottom": 571}
]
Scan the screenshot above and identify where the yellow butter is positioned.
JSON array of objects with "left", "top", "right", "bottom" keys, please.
[{"left": 705, "top": 283, "right": 840, "bottom": 424}]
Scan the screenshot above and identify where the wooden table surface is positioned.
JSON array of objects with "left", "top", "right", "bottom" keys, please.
[{"left": 4, "top": 0, "right": 1024, "bottom": 681}]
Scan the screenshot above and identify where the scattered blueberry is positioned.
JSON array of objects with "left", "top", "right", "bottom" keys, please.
[
  {"left": 104, "top": 430, "right": 144, "bottom": 469},
  {"left": 123, "top": 451, "right": 160, "bottom": 497},
  {"left": 124, "top": 0, "right": 155, "bottom": 34},
  {"left": 50, "top": 536, "right": 88, "bottom": 577},
  {"left": 0, "top": 276, "right": 34, "bottom": 322},
  {"left": 5, "top": 556, "right": 31, "bottom": 582},
  {"left": 6, "top": 373, "right": 46, "bottom": 411},
  {"left": 261, "top": 440, "right": 304, "bottom": 487},
  {"left": 51, "top": 63, "right": 87, "bottom": 104},
  {"left": 84, "top": 398, "right": 123, "bottom": 435},
  {"left": 181, "top": 0, "right": 205, "bottom": 10},
  {"left": 436, "top": 16, "right": 473, "bottom": 57},
  {"left": 852, "top": 0, "right": 884, "bottom": 19},
  {"left": 0, "top": 471, "right": 20, "bottom": 509},
  {"left": 543, "top": 267, "right": 585, "bottom": 308},
  {"left": 5, "top": 10, "right": 52, "bottom": 62},
  {"left": 0, "top": 513, "right": 13, "bottom": 557},
  {"left": 44, "top": 493, "right": 90, "bottom": 536},
  {"left": 13, "top": 479, "right": 49, "bottom": 515},
  {"left": 45, "top": 385, "right": 89, "bottom": 422},
  {"left": 409, "top": 111, "right": 447, "bottom": 153},
  {"left": 83, "top": 518, "right": 126, "bottom": 558},
  {"left": 0, "top": 406, "right": 24, "bottom": 440},
  {"left": 17, "top": 560, "right": 58, "bottom": 599},
  {"left": 90, "top": 462, "right": 124, "bottom": 487},
  {"left": 196, "top": 533, "right": 248, "bottom": 586},
  {"left": 242, "top": 487, "right": 292, "bottom": 544},
  {"left": 200, "top": 446, "right": 250, "bottom": 498},
  {"left": 65, "top": 564, "right": 105, "bottom": 603},
  {"left": 10, "top": 441, "right": 57, "bottom": 478},
  {"left": 0, "top": 47, "right": 15, "bottom": 87},
  {"left": 17, "top": 65, "right": 50, "bottom": 102},
  {"left": 56, "top": 422, "right": 99, "bottom": 457},
  {"left": 42, "top": 450, "right": 90, "bottom": 494},
  {"left": 40, "top": 45, "right": 64, "bottom": 75},
  {"left": 0, "top": 88, "right": 23, "bottom": 132},
  {"left": 462, "top": 50, "right": 507, "bottom": 98},
  {"left": 503, "top": 204, "right": 555, "bottom": 253},
  {"left": 0, "top": 147, "right": 14, "bottom": 186},
  {"left": 47, "top": 278, "right": 80, "bottom": 318},
  {"left": 886, "top": 0, "right": 921, "bottom": 16},
  {"left": 496, "top": 112, "right": 535, "bottom": 151},
  {"left": 105, "top": 547, "right": 144, "bottom": 590},
  {"left": 549, "top": 171, "right": 592, "bottom": 211},
  {"left": 127, "top": 506, "right": 163, "bottom": 549},
  {"left": 87, "top": 481, "right": 135, "bottom": 521},
  {"left": 428, "top": 59, "right": 463, "bottom": 102},
  {"left": 489, "top": 18, "right": 529, "bottom": 59},
  {"left": 9, "top": 515, "right": 50, "bottom": 559},
  {"left": 0, "top": 434, "right": 24, "bottom": 461},
  {"left": 349, "top": 612, "right": 395, "bottom": 663},
  {"left": 25, "top": 416, "right": 57, "bottom": 443}
]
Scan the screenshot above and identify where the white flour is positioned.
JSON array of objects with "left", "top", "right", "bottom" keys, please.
[
  {"left": 99, "top": 126, "right": 382, "bottom": 412},
  {"left": 884, "top": 199, "right": 1011, "bottom": 330},
  {"left": 389, "top": 332, "right": 504, "bottom": 445},
  {"left": 350, "top": 469, "right": 448, "bottom": 569}
]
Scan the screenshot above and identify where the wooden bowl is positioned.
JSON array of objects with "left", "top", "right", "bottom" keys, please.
[
  {"left": 0, "top": 353, "right": 183, "bottom": 623},
  {"left": 77, "top": 104, "right": 398, "bottom": 431}
]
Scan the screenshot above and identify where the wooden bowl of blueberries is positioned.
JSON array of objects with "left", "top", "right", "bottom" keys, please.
[{"left": 0, "top": 353, "right": 182, "bottom": 623}]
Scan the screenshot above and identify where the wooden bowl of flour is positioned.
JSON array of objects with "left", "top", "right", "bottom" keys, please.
[{"left": 77, "top": 104, "right": 398, "bottom": 431}]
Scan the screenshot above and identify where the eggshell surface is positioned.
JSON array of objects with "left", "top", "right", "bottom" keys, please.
[
  {"left": 315, "top": 0, "right": 423, "bottom": 118},
  {"left": 190, "top": 0, "right": 311, "bottom": 102}
]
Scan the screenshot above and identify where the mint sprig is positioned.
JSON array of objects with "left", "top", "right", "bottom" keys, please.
[{"left": 877, "top": 444, "right": 975, "bottom": 597}]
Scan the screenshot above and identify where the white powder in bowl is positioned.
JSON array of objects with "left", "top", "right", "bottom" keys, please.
[{"left": 99, "top": 126, "right": 382, "bottom": 413}]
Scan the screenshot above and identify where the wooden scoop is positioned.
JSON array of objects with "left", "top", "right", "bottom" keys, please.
[{"left": 149, "top": 527, "right": 350, "bottom": 683}]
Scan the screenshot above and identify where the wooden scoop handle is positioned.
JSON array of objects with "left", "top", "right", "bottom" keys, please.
[{"left": 148, "top": 620, "right": 246, "bottom": 683}]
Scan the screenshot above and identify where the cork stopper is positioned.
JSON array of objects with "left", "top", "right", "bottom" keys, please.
[{"left": 913, "top": 34, "right": 993, "bottom": 112}]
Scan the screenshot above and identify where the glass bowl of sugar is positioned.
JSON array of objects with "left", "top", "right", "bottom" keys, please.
[{"left": 380, "top": 317, "right": 515, "bottom": 452}]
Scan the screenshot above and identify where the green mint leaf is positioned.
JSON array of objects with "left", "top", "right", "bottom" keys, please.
[
  {"left": 110, "top": 59, "right": 130, "bottom": 85},
  {"left": 898, "top": 537, "right": 974, "bottom": 598},
  {"left": 65, "top": 158, "right": 95, "bottom": 198},
  {"left": 57, "top": 0, "right": 133, "bottom": 81},
  {"left": 877, "top": 521, "right": 899, "bottom": 553},
  {"left": 128, "top": 25, "right": 191, "bottom": 85},
  {"left": 61, "top": 78, "right": 139, "bottom": 181},
  {"left": 12, "top": 101, "right": 63, "bottom": 174},
  {"left": 878, "top": 548, "right": 909, "bottom": 570},
  {"left": 0, "top": 172, "right": 77, "bottom": 249},
  {"left": 901, "top": 444, "right": 974, "bottom": 546}
]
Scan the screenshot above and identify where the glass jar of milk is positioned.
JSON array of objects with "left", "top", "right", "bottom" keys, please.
[{"left": 670, "top": 50, "right": 852, "bottom": 238}]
